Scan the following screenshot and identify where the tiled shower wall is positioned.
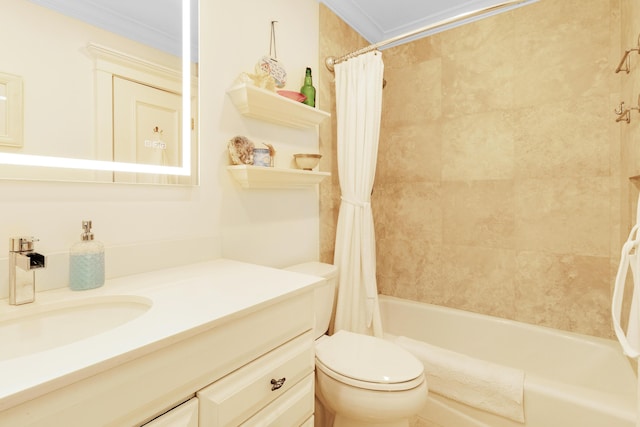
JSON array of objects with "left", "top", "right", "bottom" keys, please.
[
  {"left": 320, "top": 0, "right": 624, "bottom": 338},
  {"left": 621, "top": 4, "right": 640, "bottom": 250}
]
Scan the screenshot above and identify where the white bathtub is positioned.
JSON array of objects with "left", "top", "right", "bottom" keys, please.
[{"left": 378, "top": 295, "right": 638, "bottom": 427}]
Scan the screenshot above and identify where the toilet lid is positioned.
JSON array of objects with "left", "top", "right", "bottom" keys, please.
[{"left": 315, "top": 330, "right": 424, "bottom": 385}]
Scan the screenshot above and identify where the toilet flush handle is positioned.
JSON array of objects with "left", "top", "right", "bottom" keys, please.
[{"left": 270, "top": 377, "right": 286, "bottom": 391}]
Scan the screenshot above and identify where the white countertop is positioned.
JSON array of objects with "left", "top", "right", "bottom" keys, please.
[{"left": 0, "top": 258, "right": 323, "bottom": 412}]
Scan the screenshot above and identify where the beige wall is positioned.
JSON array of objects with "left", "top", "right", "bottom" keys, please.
[
  {"left": 320, "top": 0, "right": 624, "bottom": 338},
  {"left": 0, "top": 0, "right": 322, "bottom": 299},
  {"left": 215, "top": 0, "right": 323, "bottom": 268}
]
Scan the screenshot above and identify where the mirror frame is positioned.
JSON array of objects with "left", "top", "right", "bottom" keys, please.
[
  {"left": 0, "top": 72, "right": 24, "bottom": 148},
  {"left": 0, "top": 0, "right": 192, "bottom": 178}
]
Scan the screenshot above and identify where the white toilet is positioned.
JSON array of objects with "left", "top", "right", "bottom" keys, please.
[{"left": 285, "top": 262, "right": 428, "bottom": 427}]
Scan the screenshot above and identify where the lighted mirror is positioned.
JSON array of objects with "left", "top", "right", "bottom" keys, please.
[
  {"left": 0, "top": 72, "right": 23, "bottom": 149},
  {"left": 0, "top": 0, "right": 198, "bottom": 184}
]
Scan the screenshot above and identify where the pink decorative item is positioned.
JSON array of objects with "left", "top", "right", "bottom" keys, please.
[{"left": 277, "top": 90, "right": 307, "bottom": 103}]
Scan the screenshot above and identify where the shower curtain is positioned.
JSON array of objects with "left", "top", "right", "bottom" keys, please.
[{"left": 332, "top": 51, "right": 384, "bottom": 337}]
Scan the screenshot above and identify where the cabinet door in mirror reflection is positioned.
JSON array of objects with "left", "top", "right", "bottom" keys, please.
[
  {"left": 113, "top": 77, "right": 183, "bottom": 185},
  {"left": 0, "top": 72, "right": 23, "bottom": 148}
]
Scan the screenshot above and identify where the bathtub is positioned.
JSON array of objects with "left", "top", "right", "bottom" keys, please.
[{"left": 378, "top": 295, "right": 638, "bottom": 427}]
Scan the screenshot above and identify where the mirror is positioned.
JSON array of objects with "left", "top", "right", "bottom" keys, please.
[
  {"left": 0, "top": 0, "right": 198, "bottom": 184},
  {"left": 0, "top": 72, "right": 23, "bottom": 148}
]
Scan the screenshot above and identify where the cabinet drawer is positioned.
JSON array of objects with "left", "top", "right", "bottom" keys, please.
[
  {"left": 198, "top": 331, "right": 314, "bottom": 426},
  {"left": 240, "top": 373, "right": 314, "bottom": 427},
  {"left": 300, "top": 416, "right": 314, "bottom": 427},
  {"left": 142, "top": 398, "right": 198, "bottom": 427}
]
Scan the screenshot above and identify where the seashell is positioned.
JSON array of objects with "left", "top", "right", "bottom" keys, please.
[{"left": 228, "top": 135, "right": 255, "bottom": 165}]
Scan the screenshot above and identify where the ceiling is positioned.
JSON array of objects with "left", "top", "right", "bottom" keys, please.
[
  {"left": 27, "top": 0, "right": 198, "bottom": 59},
  {"left": 318, "top": 0, "right": 538, "bottom": 50},
  {"left": 28, "top": 0, "right": 537, "bottom": 60}
]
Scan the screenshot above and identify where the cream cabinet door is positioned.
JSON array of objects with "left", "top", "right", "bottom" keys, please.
[
  {"left": 143, "top": 398, "right": 199, "bottom": 427},
  {"left": 197, "top": 332, "right": 314, "bottom": 426},
  {"left": 113, "top": 76, "right": 181, "bottom": 184}
]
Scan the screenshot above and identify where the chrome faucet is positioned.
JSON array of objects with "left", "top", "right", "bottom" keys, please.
[{"left": 9, "top": 237, "right": 46, "bottom": 305}]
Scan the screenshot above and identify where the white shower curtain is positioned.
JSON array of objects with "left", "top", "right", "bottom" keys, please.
[{"left": 332, "top": 51, "right": 384, "bottom": 337}]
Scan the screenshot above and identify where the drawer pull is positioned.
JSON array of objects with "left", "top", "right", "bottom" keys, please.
[{"left": 270, "top": 377, "right": 286, "bottom": 391}]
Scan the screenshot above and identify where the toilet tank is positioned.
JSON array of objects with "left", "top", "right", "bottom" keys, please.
[{"left": 285, "top": 262, "right": 338, "bottom": 339}]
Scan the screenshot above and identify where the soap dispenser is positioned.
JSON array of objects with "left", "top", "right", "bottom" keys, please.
[{"left": 69, "top": 220, "right": 105, "bottom": 291}]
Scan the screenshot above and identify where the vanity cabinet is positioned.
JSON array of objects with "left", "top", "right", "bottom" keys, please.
[
  {"left": 143, "top": 398, "right": 199, "bottom": 427},
  {"left": 198, "top": 332, "right": 314, "bottom": 426},
  {"left": 146, "top": 331, "right": 314, "bottom": 427},
  {"left": 0, "top": 281, "right": 316, "bottom": 427}
]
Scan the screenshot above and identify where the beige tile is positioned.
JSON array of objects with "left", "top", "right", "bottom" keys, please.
[
  {"left": 385, "top": 34, "right": 442, "bottom": 70},
  {"left": 515, "top": 251, "right": 613, "bottom": 337},
  {"left": 442, "top": 180, "right": 515, "bottom": 249},
  {"left": 377, "top": 239, "right": 443, "bottom": 302},
  {"left": 512, "top": 0, "right": 610, "bottom": 107},
  {"left": 410, "top": 415, "right": 436, "bottom": 427},
  {"left": 376, "top": 123, "right": 442, "bottom": 183},
  {"left": 440, "top": 245, "right": 517, "bottom": 318},
  {"left": 440, "top": 12, "right": 516, "bottom": 117},
  {"left": 513, "top": 96, "right": 610, "bottom": 179},
  {"left": 441, "top": 53, "right": 514, "bottom": 118},
  {"left": 382, "top": 58, "right": 442, "bottom": 127},
  {"left": 514, "top": 0, "right": 610, "bottom": 42},
  {"left": 441, "top": 110, "right": 515, "bottom": 181},
  {"left": 515, "top": 178, "right": 610, "bottom": 257},
  {"left": 320, "top": 0, "right": 619, "bottom": 339},
  {"left": 373, "top": 182, "right": 442, "bottom": 242},
  {"left": 440, "top": 6, "right": 516, "bottom": 55},
  {"left": 319, "top": 181, "right": 339, "bottom": 264},
  {"left": 319, "top": 4, "right": 368, "bottom": 57}
]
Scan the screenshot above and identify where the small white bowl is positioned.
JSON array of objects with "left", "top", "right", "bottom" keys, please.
[{"left": 294, "top": 153, "right": 322, "bottom": 170}]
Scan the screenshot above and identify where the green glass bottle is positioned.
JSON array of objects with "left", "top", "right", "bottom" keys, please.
[{"left": 300, "top": 67, "right": 316, "bottom": 107}]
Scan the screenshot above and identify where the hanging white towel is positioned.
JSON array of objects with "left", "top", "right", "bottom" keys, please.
[
  {"left": 612, "top": 193, "right": 640, "bottom": 359},
  {"left": 612, "top": 223, "right": 640, "bottom": 359},
  {"left": 611, "top": 198, "right": 640, "bottom": 427},
  {"left": 395, "top": 335, "right": 525, "bottom": 423}
]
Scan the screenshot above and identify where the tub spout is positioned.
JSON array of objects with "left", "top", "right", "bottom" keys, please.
[{"left": 9, "top": 237, "right": 47, "bottom": 305}]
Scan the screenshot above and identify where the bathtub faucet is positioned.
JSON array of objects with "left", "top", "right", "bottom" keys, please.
[{"left": 9, "top": 236, "right": 46, "bottom": 305}]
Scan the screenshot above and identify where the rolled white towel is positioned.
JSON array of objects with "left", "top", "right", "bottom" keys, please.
[{"left": 395, "top": 335, "right": 525, "bottom": 423}]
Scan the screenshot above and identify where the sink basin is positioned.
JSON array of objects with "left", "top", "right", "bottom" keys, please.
[{"left": 0, "top": 296, "right": 152, "bottom": 361}]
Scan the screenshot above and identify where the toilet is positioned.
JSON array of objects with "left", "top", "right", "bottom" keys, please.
[{"left": 285, "top": 262, "right": 427, "bottom": 427}]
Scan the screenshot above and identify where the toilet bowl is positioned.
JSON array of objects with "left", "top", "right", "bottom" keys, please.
[
  {"left": 285, "top": 262, "right": 428, "bottom": 427},
  {"left": 315, "top": 330, "right": 427, "bottom": 427}
]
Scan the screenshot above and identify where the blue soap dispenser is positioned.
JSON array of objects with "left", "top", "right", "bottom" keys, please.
[{"left": 69, "top": 220, "right": 105, "bottom": 291}]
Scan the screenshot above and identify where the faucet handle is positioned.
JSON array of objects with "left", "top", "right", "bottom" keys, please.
[{"left": 9, "top": 236, "right": 39, "bottom": 252}]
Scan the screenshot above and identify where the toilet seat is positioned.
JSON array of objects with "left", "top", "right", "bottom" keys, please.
[{"left": 315, "top": 330, "right": 425, "bottom": 392}]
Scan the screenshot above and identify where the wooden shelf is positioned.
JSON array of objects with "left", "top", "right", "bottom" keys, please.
[
  {"left": 227, "top": 165, "right": 330, "bottom": 189},
  {"left": 226, "top": 83, "right": 330, "bottom": 129}
]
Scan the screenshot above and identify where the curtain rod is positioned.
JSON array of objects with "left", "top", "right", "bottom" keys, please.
[{"left": 325, "top": 0, "right": 531, "bottom": 72}]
